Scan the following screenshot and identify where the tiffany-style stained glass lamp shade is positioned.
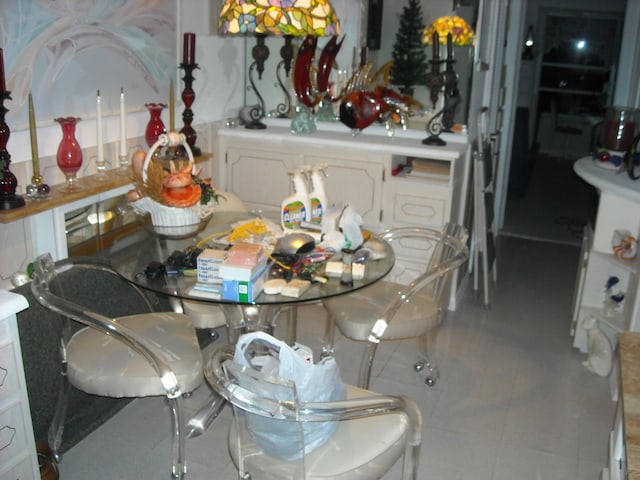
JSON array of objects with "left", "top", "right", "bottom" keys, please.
[{"left": 218, "top": 0, "right": 340, "bottom": 128}]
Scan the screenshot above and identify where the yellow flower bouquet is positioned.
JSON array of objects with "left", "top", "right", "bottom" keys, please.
[{"left": 423, "top": 16, "right": 474, "bottom": 46}]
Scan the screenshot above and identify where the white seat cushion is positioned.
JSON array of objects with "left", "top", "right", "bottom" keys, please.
[
  {"left": 229, "top": 384, "right": 410, "bottom": 480},
  {"left": 67, "top": 312, "right": 203, "bottom": 397},
  {"left": 323, "top": 280, "right": 439, "bottom": 341},
  {"left": 214, "top": 191, "right": 247, "bottom": 213},
  {"left": 182, "top": 300, "right": 227, "bottom": 329}
]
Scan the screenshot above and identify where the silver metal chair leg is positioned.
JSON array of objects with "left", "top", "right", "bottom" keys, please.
[
  {"left": 168, "top": 395, "right": 187, "bottom": 480},
  {"left": 321, "top": 310, "right": 336, "bottom": 359},
  {"left": 358, "top": 342, "right": 378, "bottom": 389},
  {"left": 414, "top": 333, "right": 439, "bottom": 386},
  {"left": 48, "top": 366, "right": 70, "bottom": 463},
  {"left": 284, "top": 305, "right": 297, "bottom": 346},
  {"left": 185, "top": 391, "right": 226, "bottom": 439}
]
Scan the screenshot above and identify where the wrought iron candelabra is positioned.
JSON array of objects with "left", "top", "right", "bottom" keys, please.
[
  {"left": 242, "top": 34, "right": 269, "bottom": 129},
  {"left": 275, "top": 35, "right": 294, "bottom": 118},
  {"left": 179, "top": 62, "right": 201, "bottom": 156},
  {"left": 422, "top": 35, "right": 446, "bottom": 146},
  {"left": 422, "top": 33, "right": 461, "bottom": 147},
  {"left": 441, "top": 36, "right": 461, "bottom": 133},
  {"left": 0, "top": 88, "right": 25, "bottom": 210}
]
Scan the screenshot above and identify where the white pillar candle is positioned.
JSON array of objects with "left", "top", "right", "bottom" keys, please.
[
  {"left": 119, "top": 88, "right": 126, "bottom": 158},
  {"left": 96, "top": 90, "right": 104, "bottom": 166}
]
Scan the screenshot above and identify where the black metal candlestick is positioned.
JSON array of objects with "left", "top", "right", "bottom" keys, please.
[
  {"left": 243, "top": 34, "right": 269, "bottom": 129},
  {"left": 275, "top": 35, "right": 294, "bottom": 118},
  {"left": 441, "top": 34, "right": 461, "bottom": 133},
  {"left": 423, "top": 33, "right": 446, "bottom": 146},
  {"left": 179, "top": 62, "right": 201, "bottom": 156},
  {"left": 0, "top": 89, "right": 25, "bottom": 210}
]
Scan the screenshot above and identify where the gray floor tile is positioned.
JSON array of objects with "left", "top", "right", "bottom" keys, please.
[{"left": 56, "top": 235, "right": 616, "bottom": 479}]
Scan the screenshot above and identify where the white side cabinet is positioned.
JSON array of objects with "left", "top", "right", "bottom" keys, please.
[
  {"left": 0, "top": 291, "right": 38, "bottom": 480},
  {"left": 218, "top": 120, "right": 471, "bottom": 308},
  {"left": 0, "top": 176, "right": 134, "bottom": 290},
  {"left": 221, "top": 128, "right": 387, "bottom": 229},
  {"left": 572, "top": 158, "right": 640, "bottom": 356}
]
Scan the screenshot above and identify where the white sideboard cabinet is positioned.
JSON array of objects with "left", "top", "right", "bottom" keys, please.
[
  {"left": 0, "top": 177, "right": 133, "bottom": 290},
  {"left": 217, "top": 119, "right": 472, "bottom": 308}
]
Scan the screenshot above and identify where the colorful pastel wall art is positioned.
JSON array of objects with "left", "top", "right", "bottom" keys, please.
[{"left": 0, "top": 0, "right": 177, "bottom": 129}]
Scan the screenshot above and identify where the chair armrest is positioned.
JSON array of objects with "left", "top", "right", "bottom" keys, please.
[
  {"left": 60, "top": 256, "right": 157, "bottom": 312},
  {"left": 368, "top": 226, "right": 469, "bottom": 343},
  {"left": 204, "top": 344, "right": 422, "bottom": 446},
  {"left": 31, "top": 254, "right": 183, "bottom": 397}
]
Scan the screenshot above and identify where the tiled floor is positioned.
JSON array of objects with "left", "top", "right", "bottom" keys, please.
[
  {"left": 502, "top": 154, "right": 595, "bottom": 246},
  {"left": 57, "top": 235, "right": 616, "bottom": 480}
]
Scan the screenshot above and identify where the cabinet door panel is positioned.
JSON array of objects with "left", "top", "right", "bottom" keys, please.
[
  {"left": 226, "top": 147, "right": 298, "bottom": 216},
  {"left": 0, "top": 401, "right": 29, "bottom": 468},
  {"left": 305, "top": 155, "right": 383, "bottom": 230},
  {"left": 0, "top": 342, "right": 19, "bottom": 402},
  {"left": 0, "top": 454, "right": 37, "bottom": 480}
]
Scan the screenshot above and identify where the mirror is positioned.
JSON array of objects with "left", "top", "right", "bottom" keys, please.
[
  {"left": 368, "top": 1, "right": 478, "bottom": 128},
  {"left": 240, "top": 0, "right": 479, "bottom": 129}
]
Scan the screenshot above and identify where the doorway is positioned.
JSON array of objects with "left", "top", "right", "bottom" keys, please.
[{"left": 501, "top": 3, "right": 625, "bottom": 246}]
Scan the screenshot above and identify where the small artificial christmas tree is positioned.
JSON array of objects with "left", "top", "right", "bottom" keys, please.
[{"left": 390, "top": 0, "right": 429, "bottom": 95}]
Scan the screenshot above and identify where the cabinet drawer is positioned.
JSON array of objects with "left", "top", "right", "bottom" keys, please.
[
  {"left": 386, "top": 235, "right": 438, "bottom": 285},
  {"left": 393, "top": 194, "right": 445, "bottom": 227},
  {"left": 392, "top": 190, "right": 448, "bottom": 228},
  {"left": 0, "top": 401, "right": 30, "bottom": 468},
  {"left": 0, "top": 341, "right": 19, "bottom": 402},
  {"left": 0, "top": 453, "right": 37, "bottom": 480},
  {"left": 387, "top": 176, "right": 449, "bottom": 229}
]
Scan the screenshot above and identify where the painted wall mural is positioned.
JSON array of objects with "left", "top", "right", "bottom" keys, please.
[{"left": 0, "top": 0, "right": 177, "bottom": 130}]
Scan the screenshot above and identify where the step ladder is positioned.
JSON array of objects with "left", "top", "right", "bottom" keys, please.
[{"left": 472, "top": 107, "right": 497, "bottom": 307}]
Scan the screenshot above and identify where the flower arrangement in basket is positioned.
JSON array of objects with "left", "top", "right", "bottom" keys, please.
[{"left": 127, "top": 132, "right": 218, "bottom": 237}]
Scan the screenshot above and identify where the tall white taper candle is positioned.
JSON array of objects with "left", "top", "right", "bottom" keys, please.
[
  {"left": 119, "top": 88, "right": 126, "bottom": 158},
  {"left": 96, "top": 90, "right": 104, "bottom": 170}
]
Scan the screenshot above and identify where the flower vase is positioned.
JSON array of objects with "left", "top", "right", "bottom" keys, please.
[
  {"left": 145, "top": 103, "right": 167, "bottom": 149},
  {"left": 54, "top": 117, "right": 83, "bottom": 192}
]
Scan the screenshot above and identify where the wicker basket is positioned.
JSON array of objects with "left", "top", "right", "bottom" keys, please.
[{"left": 129, "top": 132, "right": 214, "bottom": 238}]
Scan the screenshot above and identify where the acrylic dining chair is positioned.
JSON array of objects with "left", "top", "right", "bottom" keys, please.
[
  {"left": 30, "top": 253, "right": 203, "bottom": 480},
  {"left": 204, "top": 343, "right": 422, "bottom": 480},
  {"left": 322, "top": 223, "right": 469, "bottom": 388}
]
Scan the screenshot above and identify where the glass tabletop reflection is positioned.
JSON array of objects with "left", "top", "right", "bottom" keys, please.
[{"left": 107, "top": 211, "right": 395, "bottom": 306}]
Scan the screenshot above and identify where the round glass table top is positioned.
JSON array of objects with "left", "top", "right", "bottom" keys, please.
[{"left": 108, "top": 211, "right": 395, "bottom": 306}]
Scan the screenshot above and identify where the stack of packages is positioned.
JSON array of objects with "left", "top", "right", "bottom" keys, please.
[
  {"left": 219, "top": 243, "right": 270, "bottom": 302},
  {"left": 190, "top": 249, "right": 227, "bottom": 299}
]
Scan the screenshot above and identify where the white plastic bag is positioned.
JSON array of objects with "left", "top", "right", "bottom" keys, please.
[{"left": 233, "top": 331, "right": 345, "bottom": 459}]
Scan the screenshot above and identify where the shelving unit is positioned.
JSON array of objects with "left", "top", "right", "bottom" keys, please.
[
  {"left": 539, "top": 62, "right": 611, "bottom": 97},
  {"left": 572, "top": 158, "right": 640, "bottom": 362},
  {"left": 532, "top": 11, "right": 623, "bottom": 158}
]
